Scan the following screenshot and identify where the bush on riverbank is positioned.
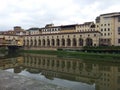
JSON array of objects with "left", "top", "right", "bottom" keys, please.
[
  {"left": 83, "top": 46, "right": 120, "bottom": 53},
  {"left": 21, "top": 50, "right": 120, "bottom": 60},
  {"left": 0, "top": 47, "right": 7, "bottom": 53},
  {"left": 83, "top": 46, "right": 120, "bottom": 50}
]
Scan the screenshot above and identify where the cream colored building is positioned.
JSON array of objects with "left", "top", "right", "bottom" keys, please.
[
  {"left": 23, "top": 31, "right": 100, "bottom": 50},
  {"left": 23, "top": 23, "right": 100, "bottom": 49},
  {"left": 96, "top": 12, "right": 120, "bottom": 46},
  {"left": 1, "top": 12, "right": 120, "bottom": 48}
]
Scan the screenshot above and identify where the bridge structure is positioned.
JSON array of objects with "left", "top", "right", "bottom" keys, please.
[{"left": 0, "top": 37, "right": 23, "bottom": 51}]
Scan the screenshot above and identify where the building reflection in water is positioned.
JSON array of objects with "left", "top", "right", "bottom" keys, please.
[{"left": 0, "top": 53, "right": 120, "bottom": 90}]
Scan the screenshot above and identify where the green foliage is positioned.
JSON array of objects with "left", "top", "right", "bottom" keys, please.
[
  {"left": 21, "top": 50, "right": 120, "bottom": 60},
  {"left": 0, "top": 47, "right": 7, "bottom": 53},
  {"left": 83, "top": 46, "right": 120, "bottom": 50}
]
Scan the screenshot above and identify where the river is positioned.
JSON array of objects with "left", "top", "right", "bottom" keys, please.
[{"left": 0, "top": 52, "right": 120, "bottom": 90}]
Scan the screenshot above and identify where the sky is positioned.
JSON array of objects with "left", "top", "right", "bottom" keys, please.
[{"left": 0, "top": 0, "right": 120, "bottom": 31}]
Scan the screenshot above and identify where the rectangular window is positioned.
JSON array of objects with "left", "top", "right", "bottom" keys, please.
[
  {"left": 100, "top": 39, "right": 103, "bottom": 41},
  {"left": 118, "top": 39, "right": 120, "bottom": 43},
  {"left": 101, "top": 33, "right": 103, "bottom": 36},
  {"left": 104, "top": 28, "right": 106, "bottom": 31},
  {"left": 94, "top": 34, "right": 96, "bottom": 37},
  {"left": 118, "top": 16, "right": 120, "bottom": 22},
  {"left": 104, "top": 33, "right": 106, "bottom": 36},
  {"left": 101, "top": 29, "right": 103, "bottom": 31},
  {"left": 118, "top": 27, "right": 120, "bottom": 34}
]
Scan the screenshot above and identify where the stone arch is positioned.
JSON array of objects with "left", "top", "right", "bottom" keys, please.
[
  {"left": 51, "top": 39, "right": 55, "bottom": 46},
  {"left": 86, "top": 38, "right": 93, "bottom": 46},
  {"left": 34, "top": 39, "right": 37, "bottom": 47},
  {"left": 47, "top": 39, "right": 50, "bottom": 46},
  {"left": 56, "top": 39, "right": 60, "bottom": 46},
  {"left": 30, "top": 39, "right": 33, "bottom": 46},
  {"left": 73, "top": 38, "right": 77, "bottom": 47},
  {"left": 61, "top": 38, "right": 65, "bottom": 46},
  {"left": 67, "top": 38, "right": 71, "bottom": 46},
  {"left": 27, "top": 40, "right": 29, "bottom": 46},
  {"left": 42, "top": 39, "right": 45, "bottom": 46},
  {"left": 38, "top": 39, "right": 41, "bottom": 46},
  {"left": 79, "top": 38, "right": 84, "bottom": 46}
]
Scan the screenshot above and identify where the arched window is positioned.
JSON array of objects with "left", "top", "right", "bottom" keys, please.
[
  {"left": 79, "top": 38, "right": 83, "bottom": 46},
  {"left": 42, "top": 39, "right": 45, "bottom": 46},
  {"left": 38, "top": 39, "right": 41, "bottom": 46},
  {"left": 62, "top": 38, "right": 65, "bottom": 46},
  {"left": 47, "top": 39, "right": 50, "bottom": 46},
  {"left": 51, "top": 39, "right": 55, "bottom": 46},
  {"left": 34, "top": 39, "right": 37, "bottom": 47},
  {"left": 67, "top": 38, "right": 71, "bottom": 46},
  {"left": 86, "top": 38, "right": 93, "bottom": 46},
  {"left": 56, "top": 39, "right": 60, "bottom": 46},
  {"left": 73, "top": 38, "right": 77, "bottom": 46},
  {"left": 31, "top": 39, "right": 33, "bottom": 46},
  {"left": 27, "top": 40, "right": 29, "bottom": 46}
]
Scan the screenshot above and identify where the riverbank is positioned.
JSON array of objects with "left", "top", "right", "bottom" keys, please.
[
  {"left": 21, "top": 50, "right": 120, "bottom": 61},
  {"left": 0, "top": 70, "right": 70, "bottom": 90}
]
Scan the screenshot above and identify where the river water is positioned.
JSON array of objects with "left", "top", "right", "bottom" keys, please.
[{"left": 0, "top": 53, "right": 120, "bottom": 90}]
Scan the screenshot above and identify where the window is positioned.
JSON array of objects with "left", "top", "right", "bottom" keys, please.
[
  {"left": 108, "top": 28, "right": 110, "bottom": 31},
  {"left": 94, "top": 44, "right": 96, "bottom": 46},
  {"left": 101, "top": 24, "right": 103, "bottom": 26},
  {"left": 100, "top": 39, "right": 103, "bottom": 41},
  {"left": 118, "top": 39, "right": 120, "bottom": 43},
  {"left": 94, "top": 34, "right": 96, "bottom": 37},
  {"left": 104, "top": 33, "right": 106, "bottom": 36},
  {"left": 101, "top": 33, "right": 103, "bottom": 36},
  {"left": 118, "top": 27, "right": 120, "bottom": 34},
  {"left": 118, "top": 16, "right": 120, "bottom": 22},
  {"left": 101, "top": 29, "right": 103, "bottom": 31},
  {"left": 104, "top": 24, "right": 106, "bottom": 26},
  {"left": 104, "top": 28, "right": 106, "bottom": 31},
  {"left": 108, "top": 33, "right": 110, "bottom": 36}
]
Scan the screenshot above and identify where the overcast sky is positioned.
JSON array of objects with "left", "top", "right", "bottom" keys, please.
[{"left": 0, "top": 0, "right": 120, "bottom": 31}]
